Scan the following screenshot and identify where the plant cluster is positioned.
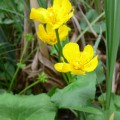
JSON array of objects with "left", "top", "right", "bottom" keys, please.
[{"left": 0, "top": 0, "right": 120, "bottom": 120}]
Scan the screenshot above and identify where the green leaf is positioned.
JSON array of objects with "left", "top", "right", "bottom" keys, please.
[
  {"left": 100, "top": 93, "right": 120, "bottom": 112},
  {"left": 0, "top": 19, "right": 14, "bottom": 24},
  {"left": 0, "top": 72, "right": 6, "bottom": 80},
  {"left": 4, "top": 62, "right": 15, "bottom": 80},
  {"left": 110, "top": 94, "right": 120, "bottom": 111},
  {"left": 25, "top": 33, "right": 35, "bottom": 42},
  {"left": 47, "top": 86, "right": 57, "bottom": 97},
  {"left": 0, "top": 93, "right": 56, "bottom": 120},
  {"left": 98, "top": 93, "right": 120, "bottom": 120},
  {"left": 86, "top": 114, "right": 107, "bottom": 120},
  {"left": 50, "top": 46, "right": 57, "bottom": 55},
  {"left": 17, "top": 63, "right": 26, "bottom": 69},
  {"left": 95, "top": 61, "right": 105, "bottom": 84},
  {"left": 37, "top": 0, "right": 47, "bottom": 8},
  {"left": 74, "top": 106, "right": 102, "bottom": 115},
  {"left": 51, "top": 72, "right": 101, "bottom": 114},
  {"left": 86, "top": 111, "right": 119, "bottom": 120},
  {"left": 80, "top": 9, "right": 106, "bottom": 33},
  {"left": 104, "top": 0, "right": 120, "bottom": 109}
]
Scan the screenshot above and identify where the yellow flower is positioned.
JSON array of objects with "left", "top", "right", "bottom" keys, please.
[
  {"left": 37, "top": 24, "right": 70, "bottom": 45},
  {"left": 54, "top": 42, "right": 98, "bottom": 75},
  {"left": 30, "top": 0, "right": 74, "bottom": 29}
]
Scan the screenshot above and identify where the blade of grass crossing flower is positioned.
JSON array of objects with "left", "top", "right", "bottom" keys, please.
[{"left": 104, "top": 0, "right": 120, "bottom": 109}]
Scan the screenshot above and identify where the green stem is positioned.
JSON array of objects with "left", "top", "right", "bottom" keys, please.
[
  {"left": 24, "top": 45, "right": 40, "bottom": 62},
  {"left": 62, "top": 73, "right": 69, "bottom": 84},
  {"left": 106, "top": 64, "right": 115, "bottom": 109},
  {"left": 66, "top": 73, "right": 72, "bottom": 83},
  {"left": 54, "top": 45, "right": 70, "bottom": 85},
  {"left": 8, "top": 41, "right": 29, "bottom": 92},
  {"left": 55, "top": 29, "right": 71, "bottom": 84},
  {"left": 55, "top": 29, "right": 63, "bottom": 60},
  {"left": 96, "top": 78, "right": 105, "bottom": 110},
  {"left": 18, "top": 80, "right": 41, "bottom": 95},
  {"left": 54, "top": 44, "right": 59, "bottom": 53},
  {"left": 8, "top": 67, "right": 20, "bottom": 92},
  {"left": 19, "top": 42, "right": 29, "bottom": 63}
]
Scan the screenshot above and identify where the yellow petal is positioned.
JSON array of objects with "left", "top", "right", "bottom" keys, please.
[
  {"left": 46, "top": 24, "right": 54, "bottom": 34},
  {"left": 63, "top": 42, "right": 81, "bottom": 63},
  {"left": 79, "top": 45, "right": 94, "bottom": 65},
  {"left": 30, "top": 8, "right": 47, "bottom": 23},
  {"left": 59, "top": 25, "right": 70, "bottom": 41},
  {"left": 46, "top": 24, "right": 57, "bottom": 45},
  {"left": 57, "top": 0, "right": 74, "bottom": 22},
  {"left": 37, "top": 24, "right": 48, "bottom": 43},
  {"left": 54, "top": 0, "right": 73, "bottom": 15},
  {"left": 53, "top": 0, "right": 62, "bottom": 11},
  {"left": 83, "top": 56, "right": 98, "bottom": 72},
  {"left": 62, "top": 0, "right": 73, "bottom": 14},
  {"left": 71, "top": 69, "right": 85, "bottom": 75},
  {"left": 52, "top": 23, "right": 63, "bottom": 30},
  {"left": 53, "top": 0, "right": 74, "bottom": 29},
  {"left": 37, "top": 24, "right": 57, "bottom": 45},
  {"left": 62, "top": 11, "right": 74, "bottom": 23},
  {"left": 84, "top": 45, "right": 94, "bottom": 60},
  {"left": 46, "top": 24, "right": 70, "bottom": 43},
  {"left": 54, "top": 63, "right": 71, "bottom": 72},
  {"left": 30, "top": 0, "right": 73, "bottom": 29}
]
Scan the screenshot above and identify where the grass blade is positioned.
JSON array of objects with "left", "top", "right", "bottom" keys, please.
[{"left": 104, "top": 0, "right": 120, "bottom": 109}]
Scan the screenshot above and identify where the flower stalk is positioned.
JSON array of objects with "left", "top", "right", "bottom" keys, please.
[
  {"left": 55, "top": 29, "right": 63, "bottom": 60},
  {"left": 8, "top": 41, "right": 29, "bottom": 92},
  {"left": 55, "top": 29, "right": 73, "bottom": 84}
]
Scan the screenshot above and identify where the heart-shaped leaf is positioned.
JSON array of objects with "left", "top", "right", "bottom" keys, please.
[
  {"left": 51, "top": 72, "right": 101, "bottom": 114},
  {"left": 0, "top": 93, "right": 56, "bottom": 120}
]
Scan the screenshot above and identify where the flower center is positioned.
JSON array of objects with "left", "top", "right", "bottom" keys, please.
[
  {"left": 48, "top": 34, "right": 57, "bottom": 44},
  {"left": 50, "top": 38, "right": 56, "bottom": 42},
  {"left": 72, "top": 60, "right": 83, "bottom": 70}
]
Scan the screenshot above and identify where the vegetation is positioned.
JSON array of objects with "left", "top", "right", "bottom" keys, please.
[{"left": 0, "top": 0, "right": 120, "bottom": 120}]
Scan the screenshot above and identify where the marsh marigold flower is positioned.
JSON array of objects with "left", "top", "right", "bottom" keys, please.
[
  {"left": 30, "top": 0, "right": 74, "bottom": 29},
  {"left": 37, "top": 24, "right": 70, "bottom": 45},
  {"left": 54, "top": 42, "right": 98, "bottom": 74}
]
